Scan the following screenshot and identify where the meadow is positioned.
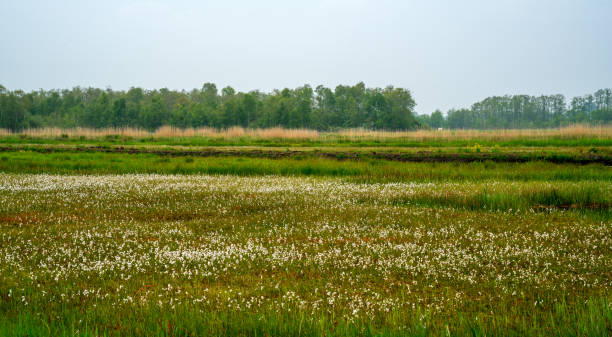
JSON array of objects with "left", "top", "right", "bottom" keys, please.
[{"left": 0, "top": 127, "right": 611, "bottom": 336}]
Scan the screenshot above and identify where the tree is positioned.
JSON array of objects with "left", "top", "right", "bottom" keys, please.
[
  {"left": 290, "top": 85, "right": 313, "bottom": 128},
  {"left": 241, "top": 93, "right": 257, "bottom": 127},
  {"left": 0, "top": 91, "right": 27, "bottom": 131},
  {"left": 365, "top": 91, "right": 388, "bottom": 129},
  {"left": 111, "top": 98, "right": 127, "bottom": 127},
  {"left": 9, "top": 83, "right": 610, "bottom": 131},
  {"left": 84, "top": 92, "right": 111, "bottom": 128},
  {"left": 141, "top": 95, "right": 167, "bottom": 130},
  {"left": 313, "top": 86, "right": 335, "bottom": 130},
  {"left": 382, "top": 87, "right": 417, "bottom": 129},
  {"left": 430, "top": 110, "right": 443, "bottom": 128}
]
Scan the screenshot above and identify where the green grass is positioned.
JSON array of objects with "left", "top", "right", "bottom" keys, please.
[
  {"left": 381, "top": 183, "right": 611, "bottom": 211},
  {"left": 2, "top": 142, "right": 611, "bottom": 165},
  {"left": 2, "top": 296, "right": 611, "bottom": 336},
  {"left": 1, "top": 151, "right": 612, "bottom": 183}
]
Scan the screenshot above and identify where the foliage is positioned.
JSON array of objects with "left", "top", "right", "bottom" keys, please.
[
  {"left": 419, "top": 89, "right": 612, "bottom": 129},
  {"left": 0, "top": 83, "right": 418, "bottom": 131},
  {"left": 3, "top": 83, "right": 611, "bottom": 131}
]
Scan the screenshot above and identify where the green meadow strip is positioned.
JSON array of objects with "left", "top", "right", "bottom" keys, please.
[{"left": 1, "top": 151, "right": 612, "bottom": 183}]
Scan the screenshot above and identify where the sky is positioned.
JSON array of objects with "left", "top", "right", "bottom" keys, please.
[{"left": 1, "top": 0, "right": 611, "bottom": 115}]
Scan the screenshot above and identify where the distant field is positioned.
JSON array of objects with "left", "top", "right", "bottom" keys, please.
[{"left": 0, "top": 127, "right": 611, "bottom": 336}]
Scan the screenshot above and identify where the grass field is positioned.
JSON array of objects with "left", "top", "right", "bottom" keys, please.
[{"left": 1, "top": 128, "right": 611, "bottom": 336}]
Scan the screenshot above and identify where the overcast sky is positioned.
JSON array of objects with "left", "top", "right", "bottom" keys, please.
[{"left": 1, "top": 0, "right": 610, "bottom": 114}]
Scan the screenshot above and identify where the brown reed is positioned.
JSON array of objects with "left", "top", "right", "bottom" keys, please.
[{"left": 0, "top": 124, "right": 610, "bottom": 141}]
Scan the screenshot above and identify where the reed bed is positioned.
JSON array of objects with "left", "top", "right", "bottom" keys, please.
[
  {"left": 0, "top": 126, "right": 320, "bottom": 140},
  {"left": 337, "top": 124, "right": 612, "bottom": 141},
  {"left": 1, "top": 124, "right": 610, "bottom": 142}
]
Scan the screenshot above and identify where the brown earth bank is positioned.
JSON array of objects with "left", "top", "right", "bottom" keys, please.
[{"left": 1, "top": 144, "right": 611, "bottom": 165}]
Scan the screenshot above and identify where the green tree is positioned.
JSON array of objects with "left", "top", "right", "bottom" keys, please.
[
  {"left": 430, "top": 110, "right": 444, "bottom": 128},
  {"left": 111, "top": 98, "right": 127, "bottom": 127},
  {"left": 241, "top": 93, "right": 257, "bottom": 127},
  {"left": 141, "top": 95, "right": 167, "bottom": 131},
  {"left": 85, "top": 92, "right": 111, "bottom": 128},
  {"left": 0, "top": 91, "right": 27, "bottom": 131}
]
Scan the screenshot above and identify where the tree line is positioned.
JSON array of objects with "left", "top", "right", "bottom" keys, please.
[
  {"left": 0, "top": 83, "right": 418, "bottom": 131},
  {"left": 1, "top": 83, "right": 610, "bottom": 131},
  {"left": 418, "top": 89, "right": 612, "bottom": 129}
]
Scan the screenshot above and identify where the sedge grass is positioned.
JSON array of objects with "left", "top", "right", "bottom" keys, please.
[
  {"left": 0, "top": 174, "right": 610, "bottom": 336},
  {"left": 2, "top": 296, "right": 611, "bottom": 336}
]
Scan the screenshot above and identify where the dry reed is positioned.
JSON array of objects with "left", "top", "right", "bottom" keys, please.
[
  {"left": 0, "top": 124, "right": 610, "bottom": 141},
  {"left": 338, "top": 124, "right": 612, "bottom": 141},
  {"left": 0, "top": 126, "right": 320, "bottom": 140}
]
